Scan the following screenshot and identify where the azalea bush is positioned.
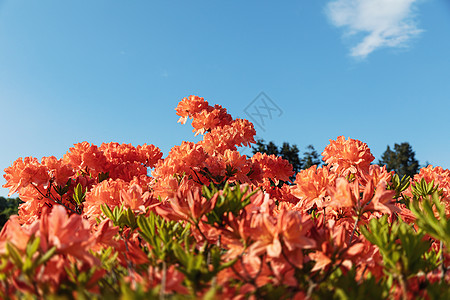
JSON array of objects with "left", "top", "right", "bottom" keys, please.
[{"left": 1, "top": 95, "right": 449, "bottom": 299}]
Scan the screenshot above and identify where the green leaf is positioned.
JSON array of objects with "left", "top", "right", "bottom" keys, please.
[
  {"left": 410, "top": 191, "right": 450, "bottom": 249},
  {"left": 97, "top": 172, "right": 109, "bottom": 183},
  {"left": 101, "top": 204, "right": 115, "bottom": 221},
  {"left": 6, "top": 243, "right": 23, "bottom": 268},
  {"left": 36, "top": 246, "right": 57, "bottom": 266},
  {"left": 25, "top": 236, "right": 40, "bottom": 258},
  {"left": 73, "top": 183, "right": 87, "bottom": 205},
  {"left": 23, "top": 257, "right": 33, "bottom": 273}
]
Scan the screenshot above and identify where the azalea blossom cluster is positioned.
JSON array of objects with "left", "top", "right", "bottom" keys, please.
[{"left": 1, "top": 95, "right": 450, "bottom": 299}]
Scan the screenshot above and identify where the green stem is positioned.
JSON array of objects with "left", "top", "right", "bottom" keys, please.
[{"left": 349, "top": 215, "right": 360, "bottom": 245}]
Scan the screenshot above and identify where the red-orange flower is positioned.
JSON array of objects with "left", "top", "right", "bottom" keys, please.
[
  {"left": 291, "top": 165, "right": 336, "bottom": 210},
  {"left": 190, "top": 104, "right": 232, "bottom": 135},
  {"left": 0, "top": 205, "right": 97, "bottom": 266},
  {"left": 0, "top": 215, "right": 32, "bottom": 255},
  {"left": 41, "top": 156, "right": 75, "bottom": 187},
  {"left": 322, "top": 136, "right": 375, "bottom": 176},
  {"left": 309, "top": 219, "right": 365, "bottom": 272},
  {"left": 84, "top": 178, "right": 128, "bottom": 221},
  {"left": 201, "top": 119, "right": 256, "bottom": 154},
  {"left": 155, "top": 187, "right": 218, "bottom": 223},
  {"left": 3, "top": 157, "right": 50, "bottom": 196},
  {"left": 120, "top": 182, "right": 156, "bottom": 213},
  {"left": 152, "top": 141, "right": 208, "bottom": 183},
  {"left": 252, "top": 152, "right": 294, "bottom": 184},
  {"left": 63, "top": 142, "right": 108, "bottom": 177},
  {"left": 175, "top": 95, "right": 210, "bottom": 124},
  {"left": 99, "top": 142, "right": 163, "bottom": 168},
  {"left": 327, "top": 177, "right": 398, "bottom": 215},
  {"left": 36, "top": 205, "right": 97, "bottom": 265},
  {"left": 248, "top": 209, "right": 315, "bottom": 261}
]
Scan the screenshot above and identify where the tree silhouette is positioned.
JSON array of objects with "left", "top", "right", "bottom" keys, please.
[
  {"left": 379, "top": 142, "right": 419, "bottom": 178},
  {"left": 280, "top": 142, "right": 302, "bottom": 177},
  {"left": 301, "top": 145, "right": 322, "bottom": 169},
  {"left": 252, "top": 139, "right": 279, "bottom": 156},
  {"left": 0, "top": 197, "right": 22, "bottom": 229}
]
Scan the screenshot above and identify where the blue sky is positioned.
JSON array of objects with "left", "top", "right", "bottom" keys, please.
[{"left": 1, "top": 0, "right": 449, "bottom": 197}]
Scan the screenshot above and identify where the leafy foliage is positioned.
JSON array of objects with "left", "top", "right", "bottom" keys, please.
[
  {"left": 203, "top": 182, "right": 255, "bottom": 226},
  {"left": 361, "top": 215, "right": 438, "bottom": 278},
  {"left": 0, "top": 197, "right": 22, "bottom": 228}
]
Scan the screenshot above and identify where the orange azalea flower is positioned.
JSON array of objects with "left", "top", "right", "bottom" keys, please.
[
  {"left": 99, "top": 142, "right": 163, "bottom": 168},
  {"left": 221, "top": 150, "right": 252, "bottom": 183},
  {"left": 322, "top": 136, "right": 375, "bottom": 177},
  {"left": 107, "top": 161, "right": 148, "bottom": 182},
  {"left": 402, "top": 165, "right": 450, "bottom": 219},
  {"left": 415, "top": 165, "right": 450, "bottom": 191},
  {"left": 309, "top": 219, "right": 365, "bottom": 272},
  {"left": 201, "top": 119, "right": 256, "bottom": 154},
  {"left": 291, "top": 165, "right": 336, "bottom": 210},
  {"left": 152, "top": 141, "right": 209, "bottom": 183},
  {"left": 63, "top": 142, "right": 108, "bottom": 177},
  {"left": 269, "top": 256, "right": 298, "bottom": 286},
  {"left": 249, "top": 212, "right": 281, "bottom": 258},
  {"left": 15, "top": 191, "right": 55, "bottom": 225},
  {"left": 117, "top": 236, "right": 149, "bottom": 266},
  {"left": 41, "top": 156, "right": 75, "bottom": 187},
  {"left": 276, "top": 210, "right": 316, "bottom": 253},
  {"left": 176, "top": 95, "right": 233, "bottom": 136},
  {"left": 0, "top": 215, "right": 32, "bottom": 254},
  {"left": 359, "top": 164, "right": 393, "bottom": 187},
  {"left": 120, "top": 183, "right": 156, "bottom": 213},
  {"left": 263, "top": 183, "right": 299, "bottom": 204},
  {"left": 248, "top": 209, "right": 315, "bottom": 261},
  {"left": 100, "top": 142, "right": 141, "bottom": 163},
  {"left": 327, "top": 177, "right": 397, "bottom": 215},
  {"left": 175, "top": 95, "right": 210, "bottom": 124},
  {"left": 1, "top": 205, "right": 97, "bottom": 272},
  {"left": 91, "top": 219, "right": 119, "bottom": 250},
  {"left": 327, "top": 177, "right": 363, "bottom": 209},
  {"left": 365, "top": 180, "right": 399, "bottom": 214},
  {"left": 84, "top": 176, "right": 152, "bottom": 221},
  {"left": 3, "top": 157, "right": 50, "bottom": 196},
  {"left": 151, "top": 174, "right": 199, "bottom": 201},
  {"left": 155, "top": 187, "right": 218, "bottom": 223},
  {"left": 198, "top": 150, "right": 253, "bottom": 185},
  {"left": 219, "top": 212, "right": 253, "bottom": 260},
  {"left": 227, "top": 254, "right": 273, "bottom": 288},
  {"left": 136, "top": 143, "right": 163, "bottom": 168},
  {"left": 190, "top": 105, "right": 232, "bottom": 135},
  {"left": 36, "top": 205, "right": 97, "bottom": 265},
  {"left": 84, "top": 178, "right": 128, "bottom": 221},
  {"left": 251, "top": 152, "right": 294, "bottom": 184}
]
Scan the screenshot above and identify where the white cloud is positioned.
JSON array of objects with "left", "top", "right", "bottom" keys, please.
[
  {"left": 326, "top": 0, "right": 423, "bottom": 58},
  {"left": 161, "top": 70, "right": 169, "bottom": 78}
]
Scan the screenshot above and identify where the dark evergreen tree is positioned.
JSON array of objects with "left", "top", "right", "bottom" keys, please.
[
  {"left": 280, "top": 142, "right": 302, "bottom": 176},
  {"left": 252, "top": 139, "right": 279, "bottom": 156},
  {"left": 379, "top": 142, "right": 420, "bottom": 178},
  {"left": 301, "top": 145, "right": 322, "bottom": 169},
  {"left": 0, "top": 197, "right": 22, "bottom": 229}
]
